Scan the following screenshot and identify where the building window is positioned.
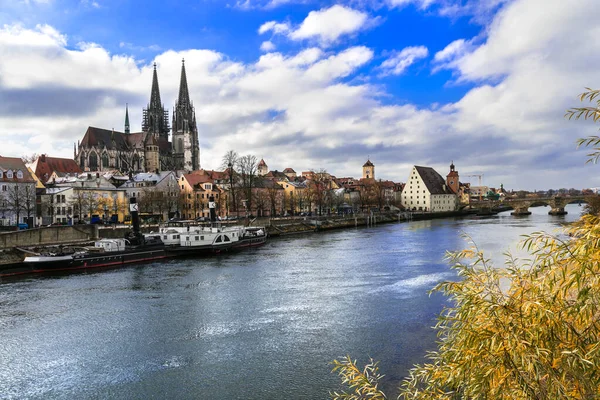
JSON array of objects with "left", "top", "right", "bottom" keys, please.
[
  {"left": 7, "top": 170, "right": 13, "bottom": 179},
  {"left": 1, "top": 185, "right": 6, "bottom": 191},
  {"left": 0, "top": 171, "right": 2, "bottom": 178},
  {"left": 89, "top": 153, "right": 98, "bottom": 170},
  {"left": 16, "top": 170, "right": 23, "bottom": 179}
]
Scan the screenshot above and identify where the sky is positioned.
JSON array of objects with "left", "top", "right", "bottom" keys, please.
[{"left": 1, "top": 0, "right": 600, "bottom": 190}]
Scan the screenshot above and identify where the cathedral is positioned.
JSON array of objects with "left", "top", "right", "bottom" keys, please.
[{"left": 75, "top": 60, "right": 200, "bottom": 173}]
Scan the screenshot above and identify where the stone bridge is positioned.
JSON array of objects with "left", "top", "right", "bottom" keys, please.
[{"left": 471, "top": 195, "right": 597, "bottom": 216}]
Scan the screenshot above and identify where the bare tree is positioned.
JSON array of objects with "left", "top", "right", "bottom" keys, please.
[
  {"left": 253, "top": 189, "right": 268, "bottom": 217},
  {"left": 21, "top": 153, "right": 39, "bottom": 165},
  {"left": 22, "top": 184, "right": 36, "bottom": 226},
  {"left": 238, "top": 154, "right": 258, "bottom": 213},
  {"left": 69, "top": 190, "right": 89, "bottom": 223},
  {"left": 310, "top": 169, "right": 330, "bottom": 215},
  {"left": 4, "top": 183, "right": 24, "bottom": 225},
  {"left": 221, "top": 150, "right": 239, "bottom": 216}
]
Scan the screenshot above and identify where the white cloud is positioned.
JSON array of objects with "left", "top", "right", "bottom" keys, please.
[
  {"left": 434, "top": 39, "right": 467, "bottom": 63},
  {"left": 386, "top": 0, "right": 435, "bottom": 9},
  {"left": 289, "top": 5, "right": 373, "bottom": 45},
  {"left": 260, "top": 40, "right": 276, "bottom": 52},
  {"left": 379, "top": 46, "right": 428, "bottom": 76},
  {"left": 3, "top": 0, "right": 600, "bottom": 190},
  {"left": 258, "top": 20, "right": 291, "bottom": 35},
  {"left": 259, "top": 5, "right": 378, "bottom": 47}
]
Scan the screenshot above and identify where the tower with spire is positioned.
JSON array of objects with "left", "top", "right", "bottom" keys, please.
[
  {"left": 142, "top": 63, "right": 170, "bottom": 142},
  {"left": 172, "top": 59, "right": 200, "bottom": 172},
  {"left": 124, "top": 103, "right": 130, "bottom": 134}
]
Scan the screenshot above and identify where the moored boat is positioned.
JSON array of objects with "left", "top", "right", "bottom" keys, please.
[{"left": 2, "top": 197, "right": 168, "bottom": 278}]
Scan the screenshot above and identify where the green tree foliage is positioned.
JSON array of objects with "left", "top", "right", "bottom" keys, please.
[{"left": 332, "top": 88, "right": 600, "bottom": 399}]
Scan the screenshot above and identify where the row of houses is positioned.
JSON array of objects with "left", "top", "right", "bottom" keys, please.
[{"left": 0, "top": 153, "right": 469, "bottom": 227}]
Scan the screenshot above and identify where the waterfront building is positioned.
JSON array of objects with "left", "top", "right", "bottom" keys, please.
[
  {"left": 0, "top": 156, "right": 37, "bottom": 226},
  {"left": 40, "top": 186, "right": 74, "bottom": 225},
  {"left": 75, "top": 61, "right": 199, "bottom": 174},
  {"left": 44, "top": 172, "right": 128, "bottom": 223},
  {"left": 276, "top": 179, "right": 308, "bottom": 215},
  {"left": 402, "top": 165, "right": 458, "bottom": 212},
  {"left": 179, "top": 173, "right": 225, "bottom": 220},
  {"left": 121, "top": 171, "right": 180, "bottom": 221},
  {"left": 251, "top": 178, "right": 285, "bottom": 217}
]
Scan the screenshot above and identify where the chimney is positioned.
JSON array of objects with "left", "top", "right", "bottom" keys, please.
[{"left": 40, "top": 154, "right": 46, "bottom": 162}]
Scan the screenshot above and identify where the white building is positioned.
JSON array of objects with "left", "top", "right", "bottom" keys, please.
[
  {"left": 0, "top": 156, "right": 37, "bottom": 226},
  {"left": 401, "top": 165, "right": 458, "bottom": 212}
]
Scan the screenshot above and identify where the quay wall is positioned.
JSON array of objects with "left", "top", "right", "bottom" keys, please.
[
  {"left": 0, "top": 211, "right": 463, "bottom": 264},
  {"left": 0, "top": 225, "right": 99, "bottom": 251}
]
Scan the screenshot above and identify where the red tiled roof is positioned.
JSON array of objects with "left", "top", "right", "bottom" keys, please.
[
  {"left": 183, "top": 173, "right": 213, "bottom": 189},
  {"left": 32, "top": 155, "right": 82, "bottom": 183},
  {"left": 0, "top": 156, "right": 36, "bottom": 183}
]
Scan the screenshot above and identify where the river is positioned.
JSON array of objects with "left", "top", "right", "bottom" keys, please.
[{"left": 0, "top": 204, "right": 583, "bottom": 399}]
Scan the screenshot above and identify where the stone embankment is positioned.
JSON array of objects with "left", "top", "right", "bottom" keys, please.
[
  {"left": 0, "top": 211, "right": 455, "bottom": 265},
  {"left": 264, "top": 213, "right": 406, "bottom": 237}
]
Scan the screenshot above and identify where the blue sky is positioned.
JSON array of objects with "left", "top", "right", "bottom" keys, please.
[{"left": 1, "top": 0, "right": 600, "bottom": 189}]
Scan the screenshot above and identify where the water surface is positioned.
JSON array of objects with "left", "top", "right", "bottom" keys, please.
[{"left": 0, "top": 205, "right": 582, "bottom": 399}]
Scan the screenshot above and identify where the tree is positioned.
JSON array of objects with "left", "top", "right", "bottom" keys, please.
[
  {"left": 4, "top": 183, "right": 24, "bottom": 225},
  {"left": 332, "top": 88, "right": 600, "bottom": 399},
  {"left": 69, "top": 190, "right": 89, "bottom": 222},
  {"left": 21, "top": 153, "right": 38, "bottom": 165},
  {"left": 221, "top": 150, "right": 239, "bottom": 217},
  {"left": 582, "top": 195, "right": 600, "bottom": 215},
  {"left": 238, "top": 154, "right": 258, "bottom": 213},
  {"left": 22, "top": 184, "right": 36, "bottom": 226}
]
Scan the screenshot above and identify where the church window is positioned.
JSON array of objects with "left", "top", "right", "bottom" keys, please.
[
  {"left": 102, "top": 154, "right": 109, "bottom": 169},
  {"left": 89, "top": 153, "right": 98, "bottom": 170},
  {"left": 178, "top": 138, "right": 183, "bottom": 153},
  {"left": 80, "top": 155, "right": 85, "bottom": 169}
]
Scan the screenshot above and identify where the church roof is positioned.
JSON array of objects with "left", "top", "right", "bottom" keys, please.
[
  {"left": 80, "top": 127, "right": 171, "bottom": 153},
  {"left": 363, "top": 160, "right": 374, "bottom": 167},
  {"left": 414, "top": 166, "right": 455, "bottom": 195},
  {"left": 30, "top": 154, "right": 82, "bottom": 183},
  {"left": 257, "top": 158, "right": 267, "bottom": 167},
  {"left": 283, "top": 168, "right": 296, "bottom": 173},
  {"left": 80, "top": 127, "right": 129, "bottom": 150}
]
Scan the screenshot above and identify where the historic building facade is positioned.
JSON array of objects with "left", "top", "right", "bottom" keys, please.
[{"left": 75, "top": 61, "right": 200, "bottom": 174}]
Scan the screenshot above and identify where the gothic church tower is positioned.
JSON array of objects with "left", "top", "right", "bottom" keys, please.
[
  {"left": 172, "top": 59, "right": 200, "bottom": 172},
  {"left": 142, "top": 63, "right": 170, "bottom": 141}
]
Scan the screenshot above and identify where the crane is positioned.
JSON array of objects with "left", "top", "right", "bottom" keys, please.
[{"left": 464, "top": 174, "right": 484, "bottom": 201}]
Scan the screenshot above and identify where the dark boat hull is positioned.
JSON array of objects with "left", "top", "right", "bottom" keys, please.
[{"left": 1, "top": 247, "right": 168, "bottom": 278}]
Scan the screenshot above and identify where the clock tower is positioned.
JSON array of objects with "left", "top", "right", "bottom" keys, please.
[{"left": 446, "top": 161, "right": 459, "bottom": 194}]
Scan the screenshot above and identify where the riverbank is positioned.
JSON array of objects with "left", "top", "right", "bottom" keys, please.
[{"left": 0, "top": 210, "right": 473, "bottom": 266}]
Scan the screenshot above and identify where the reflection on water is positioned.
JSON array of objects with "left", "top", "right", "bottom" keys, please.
[{"left": 0, "top": 205, "right": 582, "bottom": 399}]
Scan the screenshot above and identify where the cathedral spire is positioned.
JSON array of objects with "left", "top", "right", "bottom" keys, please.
[
  {"left": 124, "top": 103, "right": 130, "bottom": 134},
  {"left": 150, "top": 62, "right": 162, "bottom": 111},
  {"left": 178, "top": 58, "right": 190, "bottom": 106},
  {"left": 142, "top": 62, "right": 169, "bottom": 141}
]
